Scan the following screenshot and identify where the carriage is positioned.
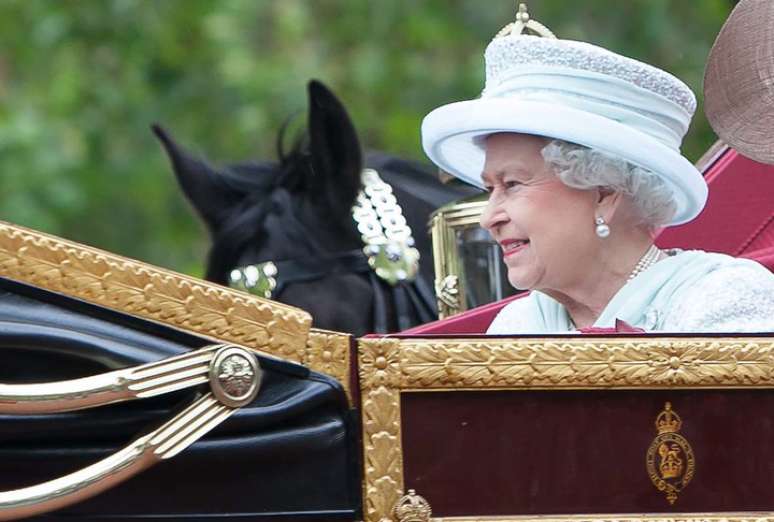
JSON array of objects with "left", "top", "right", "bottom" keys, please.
[
  {"left": 3, "top": 1, "right": 774, "bottom": 520},
  {"left": 1, "top": 136, "right": 773, "bottom": 522}
]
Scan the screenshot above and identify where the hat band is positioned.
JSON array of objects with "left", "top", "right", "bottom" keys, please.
[{"left": 483, "top": 67, "right": 689, "bottom": 151}]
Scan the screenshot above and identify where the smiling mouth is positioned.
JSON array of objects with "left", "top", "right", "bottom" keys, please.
[{"left": 501, "top": 239, "right": 530, "bottom": 257}]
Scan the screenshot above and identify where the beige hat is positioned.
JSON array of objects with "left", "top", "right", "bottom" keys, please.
[{"left": 704, "top": 0, "right": 774, "bottom": 164}]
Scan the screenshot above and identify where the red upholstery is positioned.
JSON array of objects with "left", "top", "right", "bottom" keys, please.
[
  {"left": 401, "top": 389, "right": 774, "bottom": 516},
  {"left": 656, "top": 149, "right": 774, "bottom": 256},
  {"left": 743, "top": 246, "right": 774, "bottom": 271},
  {"left": 401, "top": 293, "right": 524, "bottom": 335},
  {"left": 405, "top": 147, "right": 774, "bottom": 335}
]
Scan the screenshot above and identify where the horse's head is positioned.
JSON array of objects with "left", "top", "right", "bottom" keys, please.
[{"left": 156, "top": 81, "right": 477, "bottom": 336}]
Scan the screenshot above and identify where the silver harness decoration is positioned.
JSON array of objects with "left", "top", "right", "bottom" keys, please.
[
  {"left": 229, "top": 261, "right": 278, "bottom": 299},
  {"left": 353, "top": 168, "right": 419, "bottom": 285},
  {"left": 229, "top": 168, "right": 420, "bottom": 298}
]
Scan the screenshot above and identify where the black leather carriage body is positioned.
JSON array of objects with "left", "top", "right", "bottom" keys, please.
[{"left": 0, "top": 224, "right": 361, "bottom": 521}]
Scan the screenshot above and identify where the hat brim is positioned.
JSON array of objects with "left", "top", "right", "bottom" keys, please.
[
  {"left": 422, "top": 98, "right": 707, "bottom": 225},
  {"left": 704, "top": 0, "right": 774, "bottom": 164}
]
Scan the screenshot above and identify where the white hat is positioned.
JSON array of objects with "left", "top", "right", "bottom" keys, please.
[{"left": 421, "top": 6, "right": 707, "bottom": 225}]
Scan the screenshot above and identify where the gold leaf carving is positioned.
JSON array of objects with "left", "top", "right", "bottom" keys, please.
[
  {"left": 370, "top": 431, "right": 401, "bottom": 484},
  {"left": 0, "top": 222, "right": 311, "bottom": 362},
  {"left": 359, "top": 338, "right": 401, "bottom": 389},
  {"left": 306, "top": 329, "right": 352, "bottom": 402},
  {"left": 363, "top": 385, "right": 400, "bottom": 435},
  {"left": 360, "top": 338, "right": 404, "bottom": 521},
  {"left": 360, "top": 381, "right": 402, "bottom": 522},
  {"left": 370, "top": 475, "right": 401, "bottom": 522},
  {"left": 399, "top": 338, "right": 774, "bottom": 389}
]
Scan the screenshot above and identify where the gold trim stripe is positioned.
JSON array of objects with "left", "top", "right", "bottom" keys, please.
[
  {"left": 359, "top": 338, "right": 404, "bottom": 522},
  {"left": 399, "top": 337, "right": 774, "bottom": 389},
  {"left": 434, "top": 515, "right": 774, "bottom": 522}
]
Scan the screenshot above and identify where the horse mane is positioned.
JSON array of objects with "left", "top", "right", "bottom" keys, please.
[{"left": 206, "top": 127, "right": 311, "bottom": 284}]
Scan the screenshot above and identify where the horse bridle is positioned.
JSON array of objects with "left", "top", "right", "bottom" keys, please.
[{"left": 227, "top": 168, "right": 437, "bottom": 332}]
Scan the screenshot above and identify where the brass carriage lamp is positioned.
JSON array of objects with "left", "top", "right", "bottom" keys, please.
[{"left": 429, "top": 193, "right": 520, "bottom": 318}]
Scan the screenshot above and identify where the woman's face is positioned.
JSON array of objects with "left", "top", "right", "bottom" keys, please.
[{"left": 480, "top": 133, "right": 599, "bottom": 292}]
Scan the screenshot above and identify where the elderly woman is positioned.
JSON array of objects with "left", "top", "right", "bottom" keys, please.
[{"left": 422, "top": 12, "right": 774, "bottom": 333}]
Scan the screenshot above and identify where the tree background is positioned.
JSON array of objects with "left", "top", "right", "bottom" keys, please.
[{"left": 0, "top": 0, "right": 733, "bottom": 277}]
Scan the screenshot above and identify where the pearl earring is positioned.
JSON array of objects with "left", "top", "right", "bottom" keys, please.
[{"left": 595, "top": 216, "right": 610, "bottom": 238}]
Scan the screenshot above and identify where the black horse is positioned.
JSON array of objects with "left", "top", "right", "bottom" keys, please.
[{"left": 154, "top": 81, "right": 476, "bottom": 336}]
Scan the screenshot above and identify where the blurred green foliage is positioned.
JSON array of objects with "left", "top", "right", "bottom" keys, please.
[{"left": 0, "top": 0, "right": 731, "bottom": 276}]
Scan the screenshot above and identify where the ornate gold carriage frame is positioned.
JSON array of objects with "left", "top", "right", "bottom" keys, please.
[
  {"left": 358, "top": 334, "right": 774, "bottom": 521},
  {"left": 0, "top": 221, "right": 353, "bottom": 402}
]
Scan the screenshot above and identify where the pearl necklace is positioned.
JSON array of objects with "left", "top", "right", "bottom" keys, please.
[{"left": 628, "top": 245, "right": 661, "bottom": 281}]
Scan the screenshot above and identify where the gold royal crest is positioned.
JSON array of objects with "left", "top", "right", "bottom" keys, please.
[
  {"left": 393, "top": 489, "right": 432, "bottom": 522},
  {"left": 646, "top": 402, "right": 695, "bottom": 504}
]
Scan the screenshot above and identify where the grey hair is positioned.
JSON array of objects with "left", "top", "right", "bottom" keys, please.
[{"left": 541, "top": 139, "right": 677, "bottom": 227}]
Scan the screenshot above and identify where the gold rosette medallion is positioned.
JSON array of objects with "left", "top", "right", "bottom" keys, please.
[{"left": 646, "top": 402, "right": 695, "bottom": 504}]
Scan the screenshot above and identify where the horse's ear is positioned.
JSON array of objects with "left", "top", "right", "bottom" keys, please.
[
  {"left": 307, "top": 80, "right": 363, "bottom": 217},
  {"left": 153, "top": 124, "right": 242, "bottom": 233}
]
